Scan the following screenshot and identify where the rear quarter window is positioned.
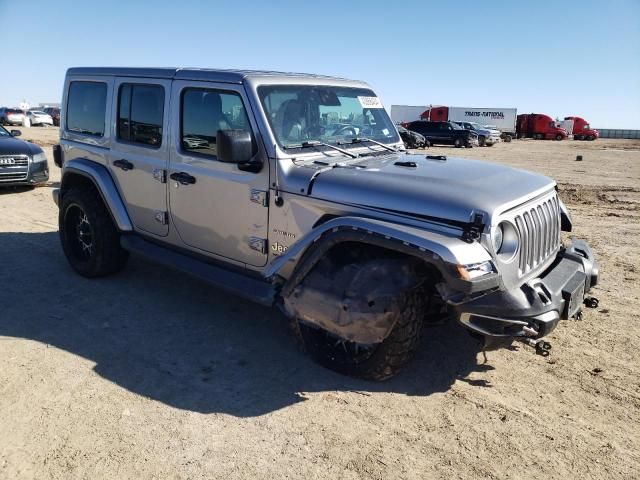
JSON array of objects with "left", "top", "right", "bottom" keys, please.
[{"left": 66, "top": 81, "right": 107, "bottom": 137}]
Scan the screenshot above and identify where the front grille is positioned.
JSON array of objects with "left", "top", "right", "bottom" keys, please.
[
  {"left": 514, "top": 194, "right": 561, "bottom": 276},
  {"left": 0, "top": 155, "right": 29, "bottom": 182},
  {"left": 0, "top": 155, "right": 29, "bottom": 167}
]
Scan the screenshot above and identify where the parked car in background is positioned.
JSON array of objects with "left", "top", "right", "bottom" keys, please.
[
  {"left": 0, "top": 125, "right": 49, "bottom": 186},
  {"left": 43, "top": 107, "right": 61, "bottom": 126},
  {"left": 406, "top": 120, "right": 478, "bottom": 148},
  {"left": 27, "top": 110, "right": 54, "bottom": 126},
  {"left": 517, "top": 114, "right": 568, "bottom": 140},
  {"left": 420, "top": 106, "right": 517, "bottom": 142},
  {"left": 0, "top": 108, "right": 26, "bottom": 126},
  {"left": 454, "top": 121, "right": 501, "bottom": 146},
  {"left": 397, "top": 125, "right": 427, "bottom": 149}
]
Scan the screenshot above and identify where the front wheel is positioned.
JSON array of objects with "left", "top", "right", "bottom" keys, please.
[
  {"left": 59, "top": 187, "right": 129, "bottom": 277},
  {"left": 293, "top": 288, "right": 425, "bottom": 381},
  {"left": 454, "top": 138, "right": 463, "bottom": 148},
  {"left": 555, "top": 134, "right": 564, "bottom": 141},
  {"left": 478, "top": 136, "right": 486, "bottom": 147},
  {"left": 587, "top": 135, "right": 595, "bottom": 141}
]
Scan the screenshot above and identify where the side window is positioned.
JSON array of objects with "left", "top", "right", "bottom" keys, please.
[
  {"left": 181, "top": 88, "right": 253, "bottom": 158},
  {"left": 117, "top": 83, "right": 164, "bottom": 147},
  {"left": 66, "top": 81, "right": 107, "bottom": 136}
]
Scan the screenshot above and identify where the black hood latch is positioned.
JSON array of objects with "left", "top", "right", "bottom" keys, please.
[{"left": 462, "top": 213, "right": 485, "bottom": 243}]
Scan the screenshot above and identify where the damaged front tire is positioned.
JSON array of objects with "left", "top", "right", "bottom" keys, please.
[
  {"left": 292, "top": 288, "right": 425, "bottom": 381},
  {"left": 285, "top": 256, "right": 430, "bottom": 381}
]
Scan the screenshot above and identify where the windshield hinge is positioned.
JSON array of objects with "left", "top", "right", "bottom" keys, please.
[{"left": 462, "top": 213, "right": 485, "bottom": 243}]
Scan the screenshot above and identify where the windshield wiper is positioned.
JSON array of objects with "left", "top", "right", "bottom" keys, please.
[
  {"left": 339, "top": 137, "right": 397, "bottom": 152},
  {"left": 283, "top": 140, "right": 358, "bottom": 159}
]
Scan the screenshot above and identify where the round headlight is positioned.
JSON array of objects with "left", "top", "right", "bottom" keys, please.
[
  {"left": 494, "top": 221, "right": 519, "bottom": 261},
  {"left": 491, "top": 224, "right": 504, "bottom": 252}
]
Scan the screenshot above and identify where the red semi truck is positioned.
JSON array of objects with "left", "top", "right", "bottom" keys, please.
[
  {"left": 565, "top": 116, "right": 599, "bottom": 141},
  {"left": 516, "top": 114, "right": 568, "bottom": 141}
]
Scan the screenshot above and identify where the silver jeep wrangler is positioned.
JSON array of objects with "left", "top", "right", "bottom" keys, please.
[{"left": 52, "top": 67, "right": 598, "bottom": 380}]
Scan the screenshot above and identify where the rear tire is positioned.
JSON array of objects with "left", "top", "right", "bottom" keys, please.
[{"left": 59, "top": 187, "right": 128, "bottom": 278}]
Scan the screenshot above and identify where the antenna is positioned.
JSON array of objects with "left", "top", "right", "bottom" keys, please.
[{"left": 273, "top": 143, "right": 284, "bottom": 207}]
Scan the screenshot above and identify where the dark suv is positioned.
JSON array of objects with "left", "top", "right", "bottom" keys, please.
[{"left": 406, "top": 121, "right": 478, "bottom": 148}]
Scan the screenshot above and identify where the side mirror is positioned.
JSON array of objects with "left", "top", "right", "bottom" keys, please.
[
  {"left": 10, "top": 130, "right": 21, "bottom": 137},
  {"left": 216, "top": 129, "right": 262, "bottom": 172}
]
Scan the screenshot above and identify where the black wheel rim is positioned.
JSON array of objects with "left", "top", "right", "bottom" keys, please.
[{"left": 64, "top": 204, "right": 94, "bottom": 261}]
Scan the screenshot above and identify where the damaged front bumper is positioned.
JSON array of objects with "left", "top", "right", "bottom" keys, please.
[{"left": 453, "top": 239, "right": 599, "bottom": 348}]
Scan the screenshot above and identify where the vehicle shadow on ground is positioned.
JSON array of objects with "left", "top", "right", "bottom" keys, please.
[{"left": 0, "top": 232, "right": 490, "bottom": 417}]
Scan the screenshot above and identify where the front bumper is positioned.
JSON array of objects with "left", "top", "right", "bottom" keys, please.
[{"left": 454, "top": 239, "right": 598, "bottom": 343}]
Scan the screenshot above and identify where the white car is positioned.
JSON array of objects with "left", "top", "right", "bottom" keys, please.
[{"left": 27, "top": 110, "right": 54, "bottom": 126}]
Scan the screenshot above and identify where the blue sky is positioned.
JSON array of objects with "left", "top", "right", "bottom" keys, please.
[{"left": 2, "top": 0, "right": 639, "bottom": 128}]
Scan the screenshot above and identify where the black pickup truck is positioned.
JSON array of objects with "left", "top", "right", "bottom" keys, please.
[{"left": 406, "top": 120, "right": 478, "bottom": 148}]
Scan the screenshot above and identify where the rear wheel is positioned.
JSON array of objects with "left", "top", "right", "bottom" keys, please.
[{"left": 59, "top": 187, "right": 128, "bottom": 277}]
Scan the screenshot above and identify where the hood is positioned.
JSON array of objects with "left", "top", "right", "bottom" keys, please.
[
  {"left": 303, "top": 153, "right": 555, "bottom": 225},
  {"left": 0, "top": 136, "right": 42, "bottom": 156}
]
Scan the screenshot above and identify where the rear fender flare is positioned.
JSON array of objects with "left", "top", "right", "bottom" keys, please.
[{"left": 60, "top": 159, "right": 133, "bottom": 232}]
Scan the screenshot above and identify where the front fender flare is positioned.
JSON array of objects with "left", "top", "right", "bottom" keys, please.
[
  {"left": 60, "top": 159, "right": 133, "bottom": 232},
  {"left": 265, "top": 216, "right": 498, "bottom": 295}
]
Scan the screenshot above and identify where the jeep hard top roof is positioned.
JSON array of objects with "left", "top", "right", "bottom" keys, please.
[{"left": 66, "top": 67, "right": 369, "bottom": 88}]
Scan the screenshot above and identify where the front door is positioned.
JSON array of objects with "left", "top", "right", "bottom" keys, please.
[
  {"left": 109, "top": 77, "right": 171, "bottom": 236},
  {"left": 168, "top": 80, "right": 269, "bottom": 267}
]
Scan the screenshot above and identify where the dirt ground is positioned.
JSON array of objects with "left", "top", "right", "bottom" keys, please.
[{"left": 1, "top": 127, "right": 639, "bottom": 480}]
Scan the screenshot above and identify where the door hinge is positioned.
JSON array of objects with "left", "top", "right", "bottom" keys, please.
[
  {"left": 250, "top": 188, "right": 269, "bottom": 207},
  {"left": 154, "top": 211, "right": 169, "bottom": 225},
  {"left": 249, "top": 237, "right": 267, "bottom": 254},
  {"left": 153, "top": 168, "right": 167, "bottom": 183}
]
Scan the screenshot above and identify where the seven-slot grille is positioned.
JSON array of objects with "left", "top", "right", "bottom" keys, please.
[
  {"left": 0, "top": 154, "right": 29, "bottom": 182},
  {"left": 513, "top": 194, "right": 561, "bottom": 276}
]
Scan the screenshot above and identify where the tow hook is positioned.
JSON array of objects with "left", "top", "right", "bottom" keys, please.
[
  {"left": 584, "top": 297, "right": 599, "bottom": 308},
  {"left": 517, "top": 338, "right": 552, "bottom": 357}
]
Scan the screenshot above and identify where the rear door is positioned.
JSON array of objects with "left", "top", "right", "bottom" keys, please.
[
  {"left": 109, "top": 77, "right": 171, "bottom": 236},
  {"left": 168, "top": 80, "right": 270, "bottom": 267}
]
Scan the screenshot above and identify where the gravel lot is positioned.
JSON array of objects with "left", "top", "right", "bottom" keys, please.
[{"left": 1, "top": 127, "right": 639, "bottom": 479}]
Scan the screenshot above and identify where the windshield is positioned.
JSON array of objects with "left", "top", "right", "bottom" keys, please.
[
  {"left": 0, "top": 125, "right": 10, "bottom": 137},
  {"left": 258, "top": 85, "right": 400, "bottom": 149},
  {"left": 30, "top": 111, "right": 47, "bottom": 115}
]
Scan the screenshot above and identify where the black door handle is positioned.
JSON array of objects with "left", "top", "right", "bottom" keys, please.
[
  {"left": 169, "top": 171, "right": 196, "bottom": 185},
  {"left": 113, "top": 159, "right": 134, "bottom": 171}
]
